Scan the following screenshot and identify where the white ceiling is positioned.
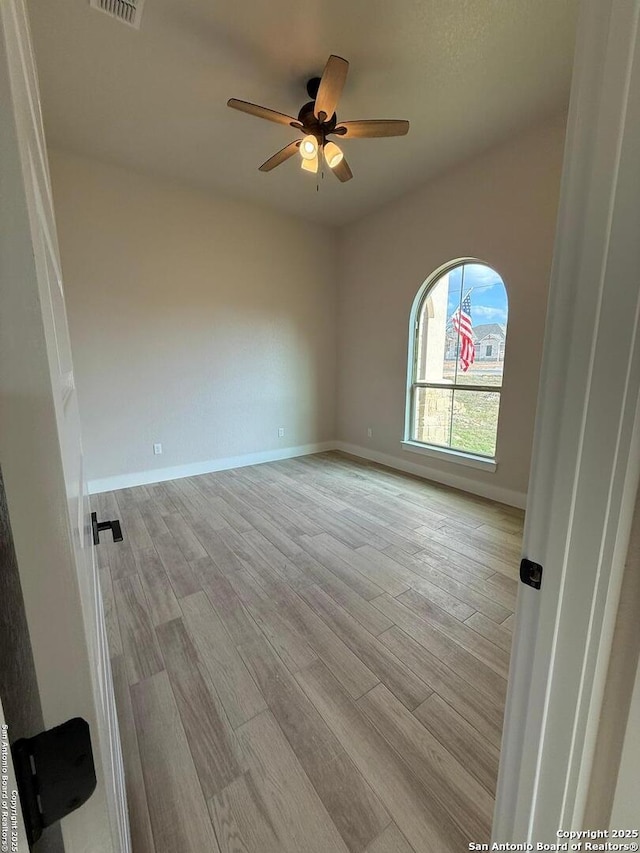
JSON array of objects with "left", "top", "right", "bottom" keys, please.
[{"left": 28, "top": 0, "right": 579, "bottom": 225}]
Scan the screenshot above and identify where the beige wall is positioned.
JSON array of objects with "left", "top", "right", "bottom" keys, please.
[
  {"left": 49, "top": 150, "right": 338, "bottom": 487},
  {"left": 50, "top": 114, "right": 565, "bottom": 502},
  {"left": 336, "top": 113, "right": 567, "bottom": 505}
]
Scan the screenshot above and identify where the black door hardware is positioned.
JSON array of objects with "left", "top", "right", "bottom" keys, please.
[
  {"left": 520, "top": 558, "right": 543, "bottom": 590},
  {"left": 91, "top": 511, "right": 123, "bottom": 545},
  {"left": 11, "top": 717, "right": 97, "bottom": 848}
]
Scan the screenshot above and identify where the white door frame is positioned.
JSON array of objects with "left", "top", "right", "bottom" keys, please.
[
  {"left": 494, "top": 0, "right": 640, "bottom": 839},
  {"left": 0, "top": 0, "right": 129, "bottom": 849}
]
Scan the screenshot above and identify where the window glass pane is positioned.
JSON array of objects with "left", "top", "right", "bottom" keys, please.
[
  {"left": 409, "top": 262, "right": 507, "bottom": 460},
  {"left": 415, "top": 266, "right": 462, "bottom": 384},
  {"left": 413, "top": 387, "right": 453, "bottom": 447},
  {"left": 450, "top": 390, "right": 500, "bottom": 457},
  {"left": 451, "top": 265, "right": 508, "bottom": 387}
]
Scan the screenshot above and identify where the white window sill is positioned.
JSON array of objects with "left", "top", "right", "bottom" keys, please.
[{"left": 401, "top": 440, "right": 497, "bottom": 472}]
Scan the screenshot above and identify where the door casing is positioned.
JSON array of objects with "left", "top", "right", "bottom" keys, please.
[
  {"left": 0, "top": 0, "right": 129, "bottom": 849},
  {"left": 494, "top": 0, "right": 640, "bottom": 838}
]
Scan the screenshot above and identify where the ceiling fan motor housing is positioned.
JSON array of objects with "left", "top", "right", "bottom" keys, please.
[{"left": 298, "top": 99, "right": 337, "bottom": 138}]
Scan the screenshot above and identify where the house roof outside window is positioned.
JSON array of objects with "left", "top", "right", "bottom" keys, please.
[{"left": 473, "top": 323, "right": 506, "bottom": 343}]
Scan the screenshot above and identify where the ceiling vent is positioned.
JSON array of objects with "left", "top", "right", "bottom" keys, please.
[{"left": 90, "top": 0, "right": 145, "bottom": 29}]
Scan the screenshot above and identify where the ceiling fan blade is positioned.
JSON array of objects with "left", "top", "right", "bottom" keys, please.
[
  {"left": 227, "top": 98, "right": 302, "bottom": 129},
  {"left": 259, "top": 140, "right": 301, "bottom": 172},
  {"left": 332, "top": 155, "right": 353, "bottom": 183},
  {"left": 334, "top": 120, "right": 410, "bottom": 138},
  {"left": 314, "top": 55, "right": 349, "bottom": 122}
]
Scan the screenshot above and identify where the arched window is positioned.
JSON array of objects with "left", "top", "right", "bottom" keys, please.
[{"left": 405, "top": 260, "right": 508, "bottom": 461}]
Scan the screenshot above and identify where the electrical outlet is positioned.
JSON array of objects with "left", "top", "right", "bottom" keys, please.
[
  {"left": 367, "top": 427, "right": 373, "bottom": 438},
  {"left": 153, "top": 443, "right": 163, "bottom": 455},
  {"left": 278, "top": 427, "right": 285, "bottom": 438}
]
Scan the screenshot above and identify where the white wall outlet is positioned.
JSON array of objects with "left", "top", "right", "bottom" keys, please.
[
  {"left": 367, "top": 427, "right": 373, "bottom": 438},
  {"left": 278, "top": 427, "right": 285, "bottom": 438},
  {"left": 153, "top": 443, "right": 163, "bottom": 455}
]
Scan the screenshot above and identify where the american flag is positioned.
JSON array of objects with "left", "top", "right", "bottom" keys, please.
[{"left": 452, "top": 292, "right": 475, "bottom": 372}]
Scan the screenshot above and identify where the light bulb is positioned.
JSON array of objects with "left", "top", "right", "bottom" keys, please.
[
  {"left": 300, "top": 135, "right": 318, "bottom": 161},
  {"left": 301, "top": 154, "right": 318, "bottom": 173},
  {"left": 324, "top": 141, "right": 344, "bottom": 169}
]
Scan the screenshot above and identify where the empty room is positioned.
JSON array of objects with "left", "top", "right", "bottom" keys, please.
[{"left": 3, "top": 0, "right": 640, "bottom": 851}]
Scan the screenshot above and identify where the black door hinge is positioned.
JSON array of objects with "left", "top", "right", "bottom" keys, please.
[
  {"left": 91, "top": 511, "right": 123, "bottom": 545},
  {"left": 11, "top": 718, "right": 97, "bottom": 848},
  {"left": 520, "top": 558, "right": 543, "bottom": 590}
]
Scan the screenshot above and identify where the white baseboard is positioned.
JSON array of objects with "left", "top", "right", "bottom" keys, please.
[
  {"left": 88, "top": 438, "right": 527, "bottom": 509},
  {"left": 87, "top": 441, "right": 335, "bottom": 494},
  {"left": 334, "top": 441, "right": 527, "bottom": 509}
]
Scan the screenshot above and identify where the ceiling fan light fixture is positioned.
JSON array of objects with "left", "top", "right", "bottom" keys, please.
[
  {"left": 301, "top": 154, "right": 319, "bottom": 173},
  {"left": 324, "top": 141, "right": 344, "bottom": 169},
  {"left": 300, "top": 134, "right": 318, "bottom": 160},
  {"left": 228, "top": 54, "right": 409, "bottom": 185}
]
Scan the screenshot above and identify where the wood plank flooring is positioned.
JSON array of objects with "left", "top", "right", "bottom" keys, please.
[{"left": 98, "top": 451, "right": 522, "bottom": 853}]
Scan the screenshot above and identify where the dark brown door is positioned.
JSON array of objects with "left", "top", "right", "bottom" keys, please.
[{"left": 0, "top": 468, "right": 64, "bottom": 853}]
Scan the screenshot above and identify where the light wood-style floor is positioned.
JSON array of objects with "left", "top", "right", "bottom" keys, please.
[{"left": 96, "top": 452, "right": 523, "bottom": 853}]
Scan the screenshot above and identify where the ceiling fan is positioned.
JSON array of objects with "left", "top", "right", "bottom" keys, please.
[{"left": 227, "top": 55, "right": 410, "bottom": 182}]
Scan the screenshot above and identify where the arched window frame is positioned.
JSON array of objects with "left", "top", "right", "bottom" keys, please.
[{"left": 402, "top": 258, "right": 508, "bottom": 472}]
